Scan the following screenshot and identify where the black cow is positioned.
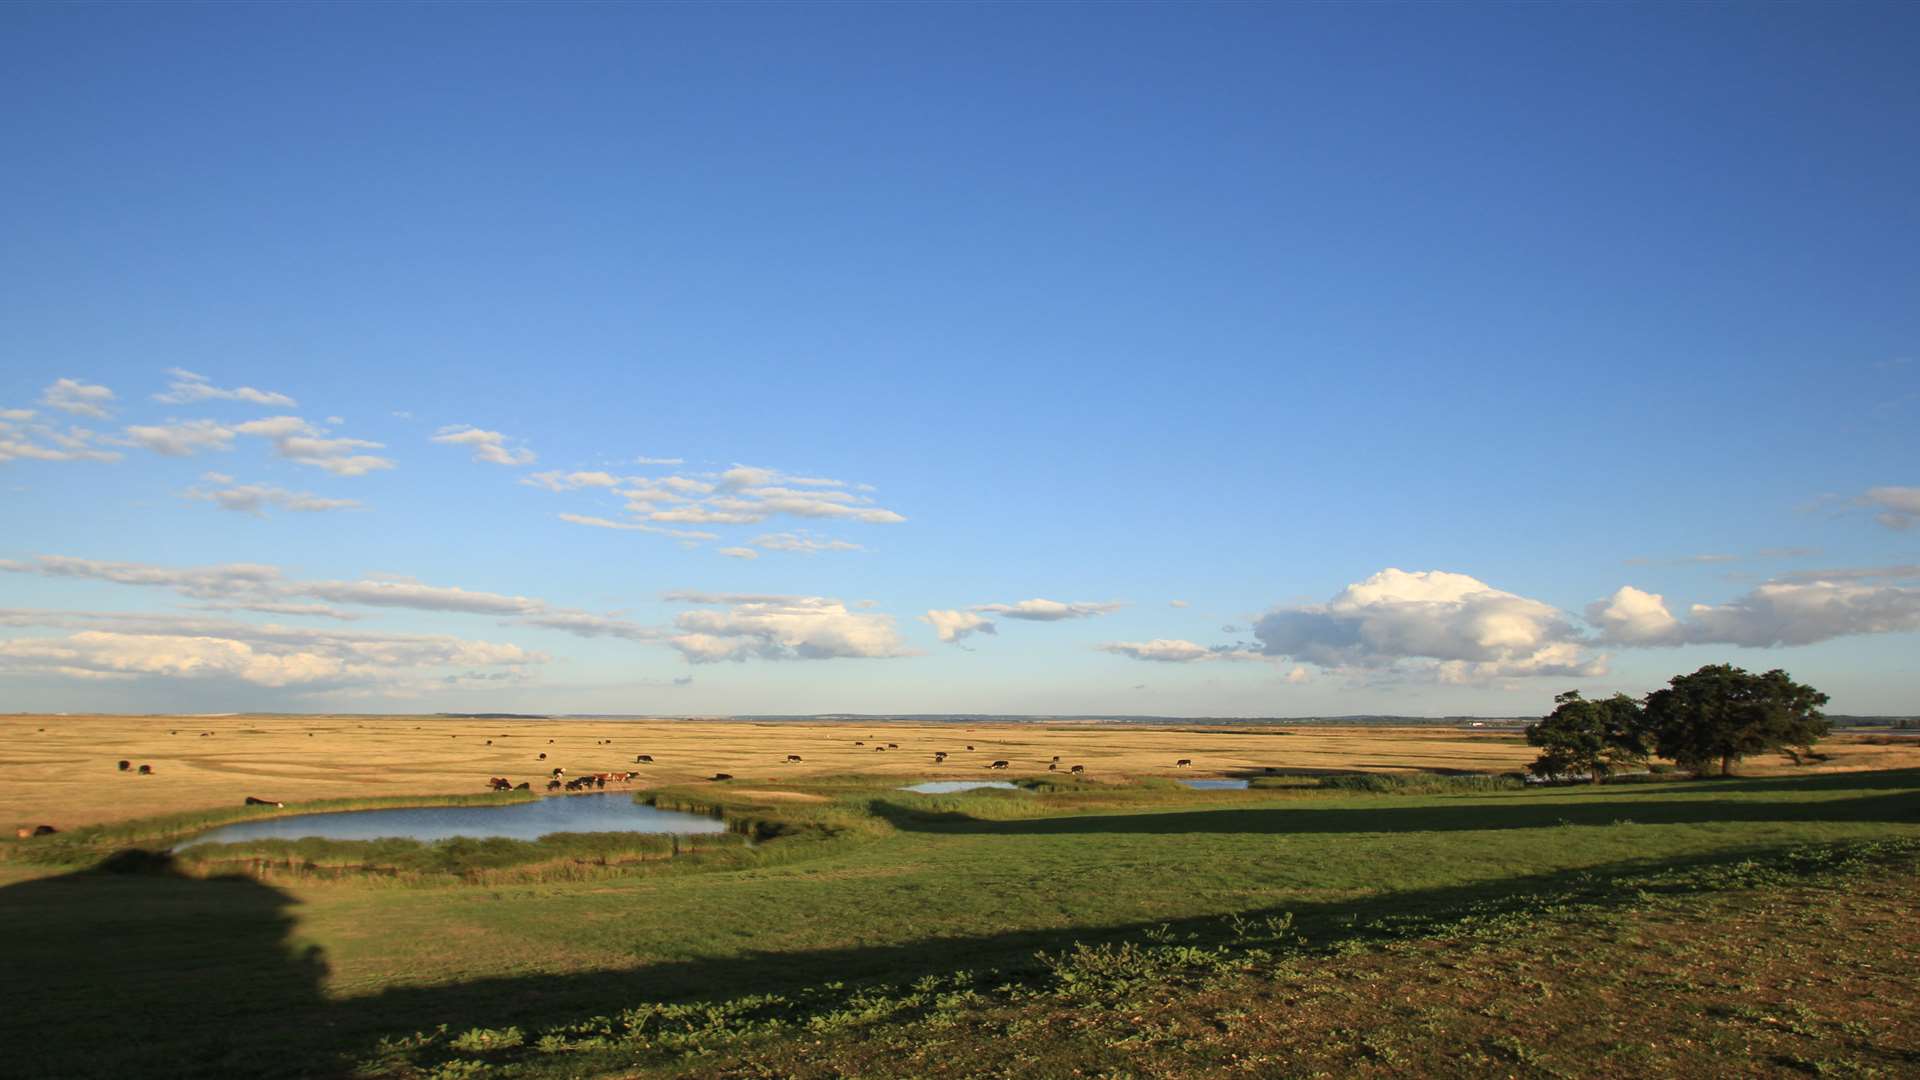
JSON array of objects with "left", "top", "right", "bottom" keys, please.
[
  {"left": 117, "top": 760, "right": 131, "bottom": 772},
  {"left": 786, "top": 754, "right": 803, "bottom": 763},
  {"left": 514, "top": 782, "right": 531, "bottom": 791},
  {"left": 547, "top": 780, "right": 562, "bottom": 792},
  {"left": 1070, "top": 765, "right": 1085, "bottom": 775},
  {"left": 711, "top": 773, "right": 734, "bottom": 781},
  {"left": 1047, "top": 762, "right": 1057, "bottom": 771},
  {"left": 1176, "top": 759, "right": 1193, "bottom": 768},
  {"left": 988, "top": 760, "right": 1009, "bottom": 770},
  {"left": 635, "top": 754, "right": 653, "bottom": 764},
  {"left": 550, "top": 767, "right": 565, "bottom": 778},
  {"left": 887, "top": 743, "right": 899, "bottom": 749},
  {"left": 244, "top": 796, "right": 285, "bottom": 807},
  {"left": 933, "top": 752, "right": 947, "bottom": 762},
  {"left": 137, "top": 764, "right": 153, "bottom": 775},
  {"left": 538, "top": 753, "right": 547, "bottom": 760},
  {"left": 486, "top": 777, "right": 512, "bottom": 791},
  {"left": 1051, "top": 755, "right": 1061, "bottom": 762},
  {"left": 966, "top": 745, "right": 975, "bottom": 751}
]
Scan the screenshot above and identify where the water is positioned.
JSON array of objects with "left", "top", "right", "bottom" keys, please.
[
  {"left": 1180, "top": 779, "right": 1249, "bottom": 790},
  {"left": 899, "top": 781, "right": 1021, "bottom": 794},
  {"left": 184, "top": 793, "right": 726, "bottom": 846}
]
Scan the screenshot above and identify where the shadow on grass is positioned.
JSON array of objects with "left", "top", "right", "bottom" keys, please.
[{"left": 1, "top": 769, "right": 1915, "bottom": 1079}]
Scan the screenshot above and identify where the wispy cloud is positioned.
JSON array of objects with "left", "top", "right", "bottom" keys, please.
[
  {"left": 432, "top": 425, "right": 536, "bottom": 466},
  {"left": 40, "top": 378, "right": 116, "bottom": 419},
  {"left": 154, "top": 368, "right": 296, "bottom": 408},
  {"left": 184, "top": 473, "right": 362, "bottom": 515},
  {"left": 972, "top": 598, "right": 1125, "bottom": 621}
]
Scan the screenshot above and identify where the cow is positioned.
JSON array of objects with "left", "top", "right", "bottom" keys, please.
[
  {"left": 1176, "top": 759, "right": 1193, "bottom": 768},
  {"left": 18, "top": 825, "right": 57, "bottom": 837},
  {"left": 486, "top": 740, "right": 493, "bottom": 746},
  {"left": 547, "top": 780, "right": 562, "bottom": 792},
  {"left": 137, "top": 764, "right": 154, "bottom": 775},
  {"left": 514, "top": 782, "right": 531, "bottom": 791},
  {"left": 550, "top": 767, "right": 565, "bottom": 778},
  {"left": 548, "top": 739, "right": 555, "bottom": 744},
  {"left": 1070, "top": 765, "right": 1086, "bottom": 775},
  {"left": 874, "top": 746, "right": 887, "bottom": 752},
  {"left": 1051, "top": 755, "right": 1061, "bottom": 763},
  {"left": 933, "top": 752, "right": 947, "bottom": 762},
  {"left": 888, "top": 743, "right": 899, "bottom": 749},
  {"left": 117, "top": 760, "right": 131, "bottom": 772},
  {"left": 244, "top": 796, "right": 285, "bottom": 807},
  {"left": 786, "top": 754, "right": 803, "bottom": 763},
  {"left": 634, "top": 754, "right": 653, "bottom": 764},
  {"left": 538, "top": 753, "right": 547, "bottom": 760},
  {"left": 1047, "top": 762, "right": 1057, "bottom": 772},
  {"left": 988, "top": 760, "right": 1009, "bottom": 770},
  {"left": 966, "top": 745, "right": 975, "bottom": 751},
  {"left": 486, "top": 777, "right": 512, "bottom": 791},
  {"left": 594, "top": 775, "right": 607, "bottom": 789},
  {"left": 711, "top": 773, "right": 734, "bottom": 781},
  {"left": 854, "top": 741, "right": 864, "bottom": 746}
]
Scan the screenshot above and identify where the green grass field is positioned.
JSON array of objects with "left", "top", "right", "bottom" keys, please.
[{"left": 1, "top": 768, "right": 1915, "bottom": 1078}]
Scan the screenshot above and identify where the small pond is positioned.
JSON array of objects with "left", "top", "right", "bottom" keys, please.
[
  {"left": 899, "top": 781, "right": 1021, "bottom": 795},
  {"left": 1180, "top": 779, "right": 1250, "bottom": 790},
  {"left": 184, "top": 793, "right": 726, "bottom": 846}
]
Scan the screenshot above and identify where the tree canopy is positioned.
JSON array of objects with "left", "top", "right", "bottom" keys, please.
[
  {"left": 1641, "top": 664, "right": 1830, "bottom": 777},
  {"left": 1524, "top": 690, "right": 1650, "bottom": 783}
]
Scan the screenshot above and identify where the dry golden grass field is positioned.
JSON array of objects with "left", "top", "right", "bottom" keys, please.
[{"left": 5, "top": 712, "right": 1917, "bottom": 832}]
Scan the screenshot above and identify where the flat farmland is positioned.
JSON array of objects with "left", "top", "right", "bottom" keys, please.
[{"left": 8, "top": 713, "right": 1917, "bottom": 830}]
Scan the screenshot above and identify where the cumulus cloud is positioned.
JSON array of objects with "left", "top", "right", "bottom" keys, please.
[
  {"left": 1864, "top": 486, "right": 1920, "bottom": 530},
  {"left": 433, "top": 425, "right": 536, "bottom": 466},
  {"left": 40, "top": 379, "right": 116, "bottom": 419},
  {"left": 154, "top": 368, "right": 296, "bottom": 408},
  {"left": 973, "top": 598, "right": 1125, "bottom": 621},
  {"left": 1252, "top": 568, "right": 1604, "bottom": 684},
  {"left": 0, "top": 614, "right": 542, "bottom": 691},
  {"left": 234, "top": 416, "right": 394, "bottom": 476},
  {"left": 0, "top": 411, "right": 122, "bottom": 464},
  {"left": 667, "top": 594, "right": 909, "bottom": 663},
  {"left": 923, "top": 609, "right": 996, "bottom": 644},
  {"left": 122, "top": 419, "right": 237, "bottom": 457},
  {"left": 183, "top": 473, "right": 362, "bottom": 515},
  {"left": 1589, "top": 578, "right": 1920, "bottom": 647}
]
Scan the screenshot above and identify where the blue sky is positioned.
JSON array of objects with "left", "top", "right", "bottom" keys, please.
[{"left": 2, "top": 3, "right": 1916, "bottom": 716}]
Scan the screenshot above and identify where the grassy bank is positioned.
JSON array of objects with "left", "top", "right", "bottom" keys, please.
[{"left": 0, "top": 767, "right": 1913, "bottom": 1078}]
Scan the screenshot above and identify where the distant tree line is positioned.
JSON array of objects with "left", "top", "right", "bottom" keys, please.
[{"left": 1525, "top": 664, "right": 1830, "bottom": 782}]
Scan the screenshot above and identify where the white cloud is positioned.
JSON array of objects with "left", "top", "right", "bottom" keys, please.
[
  {"left": 524, "top": 470, "right": 622, "bottom": 491},
  {"left": 432, "top": 425, "right": 536, "bottom": 466},
  {"left": 123, "top": 419, "right": 238, "bottom": 457},
  {"left": 1097, "top": 639, "right": 1217, "bottom": 663},
  {"left": 1590, "top": 578, "right": 1920, "bottom": 647},
  {"left": 922, "top": 609, "right": 995, "bottom": 644},
  {"left": 556, "top": 513, "right": 718, "bottom": 541},
  {"left": 0, "top": 616, "right": 542, "bottom": 691},
  {"left": 716, "top": 546, "right": 760, "bottom": 560},
  {"left": 183, "top": 474, "right": 362, "bottom": 515},
  {"left": 301, "top": 577, "right": 544, "bottom": 616},
  {"left": 0, "top": 555, "right": 284, "bottom": 599},
  {"left": 634, "top": 456, "right": 684, "bottom": 465},
  {"left": 40, "top": 379, "right": 115, "bottom": 419},
  {"left": 1864, "top": 486, "right": 1920, "bottom": 530},
  {"left": 0, "top": 411, "right": 122, "bottom": 464},
  {"left": 234, "top": 416, "right": 395, "bottom": 476},
  {"left": 154, "top": 368, "right": 297, "bottom": 408},
  {"left": 1252, "top": 568, "right": 1603, "bottom": 683},
  {"left": 517, "top": 611, "right": 662, "bottom": 642},
  {"left": 1169, "top": 600, "right": 1190, "bottom": 608},
  {"left": 973, "top": 598, "right": 1125, "bottom": 621},
  {"left": 752, "top": 532, "right": 863, "bottom": 554},
  {"left": 668, "top": 595, "right": 909, "bottom": 663}
]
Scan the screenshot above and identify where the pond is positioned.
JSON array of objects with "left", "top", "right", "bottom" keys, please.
[
  {"left": 899, "top": 781, "right": 1021, "bottom": 794},
  {"left": 1180, "top": 779, "right": 1249, "bottom": 790},
  {"left": 184, "top": 793, "right": 727, "bottom": 846}
]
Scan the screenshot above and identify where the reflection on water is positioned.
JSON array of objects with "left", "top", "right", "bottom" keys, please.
[
  {"left": 184, "top": 793, "right": 725, "bottom": 845},
  {"left": 899, "top": 781, "right": 1021, "bottom": 794},
  {"left": 1180, "top": 779, "right": 1250, "bottom": 790}
]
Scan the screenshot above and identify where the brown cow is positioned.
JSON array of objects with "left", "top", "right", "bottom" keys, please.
[
  {"left": 933, "top": 752, "right": 947, "bottom": 762},
  {"left": 547, "top": 780, "right": 562, "bottom": 792},
  {"left": 486, "top": 777, "right": 512, "bottom": 791},
  {"left": 988, "top": 760, "right": 1009, "bottom": 770},
  {"left": 1070, "top": 765, "right": 1085, "bottom": 775},
  {"left": 117, "top": 760, "right": 131, "bottom": 771},
  {"left": 1176, "top": 759, "right": 1193, "bottom": 768},
  {"left": 137, "top": 764, "right": 154, "bottom": 775},
  {"left": 514, "top": 782, "right": 531, "bottom": 791},
  {"left": 966, "top": 745, "right": 975, "bottom": 751},
  {"left": 634, "top": 754, "right": 653, "bottom": 763},
  {"left": 786, "top": 754, "right": 803, "bottom": 763},
  {"left": 711, "top": 773, "right": 734, "bottom": 781}
]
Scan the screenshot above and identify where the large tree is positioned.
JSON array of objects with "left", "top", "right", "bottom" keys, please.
[
  {"left": 1642, "top": 664, "right": 1830, "bottom": 777},
  {"left": 1525, "top": 690, "right": 1650, "bottom": 783}
]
